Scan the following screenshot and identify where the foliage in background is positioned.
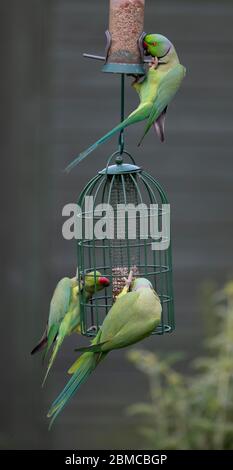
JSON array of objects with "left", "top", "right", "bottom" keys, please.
[{"left": 127, "top": 281, "right": 233, "bottom": 449}]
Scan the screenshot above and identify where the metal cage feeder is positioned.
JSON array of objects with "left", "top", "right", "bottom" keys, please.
[{"left": 77, "top": 151, "right": 174, "bottom": 337}]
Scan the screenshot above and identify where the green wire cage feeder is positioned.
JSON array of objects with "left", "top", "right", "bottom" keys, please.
[
  {"left": 77, "top": 149, "right": 174, "bottom": 337},
  {"left": 76, "top": 0, "right": 175, "bottom": 337}
]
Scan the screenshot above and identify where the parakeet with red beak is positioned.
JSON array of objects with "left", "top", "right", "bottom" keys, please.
[
  {"left": 31, "top": 271, "right": 110, "bottom": 385},
  {"left": 47, "top": 277, "right": 162, "bottom": 427},
  {"left": 65, "top": 34, "right": 185, "bottom": 172}
]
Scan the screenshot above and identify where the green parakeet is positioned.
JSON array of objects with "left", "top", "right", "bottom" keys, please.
[
  {"left": 31, "top": 271, "right": 110, "bottom": 385},
  {"left": 65, "top": 34, "right": 185, "bottom": 172},
  {"left": 47, "top": 278, "right": 162, "bottom": 427}
]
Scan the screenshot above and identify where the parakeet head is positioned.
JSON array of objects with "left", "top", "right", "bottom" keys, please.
[
  {"left": 131, "top": 278, "right": 153, "bottom": 291},
  {"left": 84, "top": 271, "right": 110, "bottom": 294},
  {"left": 143, "top": 33, "right": 172, "bottom": 58}
]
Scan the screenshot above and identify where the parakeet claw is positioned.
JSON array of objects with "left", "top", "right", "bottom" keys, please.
[
  {"left": 115, "top": 270, "right": 134, "bottom": 301},
  {"left": 130, "top": 74, "right": 140, "bottom": 85},
  {"left": 124, "top": 270, "right": 134, "bottom": 289},
  {"left": 149, "top": 57, "right": 159, "bottom": 69},
  {"left": 87, "top": 326, "right": 97, "bottom": 333}
]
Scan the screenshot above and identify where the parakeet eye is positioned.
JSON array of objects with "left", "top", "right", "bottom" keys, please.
[{"left": 152, "top": 42, "right": 158, "bottom": 46}]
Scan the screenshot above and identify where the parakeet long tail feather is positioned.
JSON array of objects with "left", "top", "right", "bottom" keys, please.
[
  {"left": 47, "top": 352, "right": 100, "bottom": 428},
  {"left": 42, "top": 324, "right": 59, "bottom": 362},
  {"left": 31, "top": 336, "right": 47, "bottom": 355},
  {"left": 48, "top": 367, "right": 92, "bottom": 429},
  {"left": 42, "top": 336, "right": 64, "bottom": 387},
  {"left": 31, "top": 325, "right": 49, "bottom": 355},
  {"left": 74, "top": 341, "right": 107, "bottom": 353},
  {"left": 65, "top": 115, "right": 136, "bottom": 173}
]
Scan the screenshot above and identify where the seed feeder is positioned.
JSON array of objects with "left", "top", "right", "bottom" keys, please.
[
  {"left": 84, "top": 0, "right": 148, "bottom": 74},
  {"left": 77, "top": 0, "right": 175, "bottom": 337},
  {"left": 103, "top": 0, "right": 146, "bottom": 75}
]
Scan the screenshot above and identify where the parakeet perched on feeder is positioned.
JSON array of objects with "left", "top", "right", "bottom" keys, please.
[
  {"left": 31, "top": 271, "right": 110, "bottom": 385},
  {"left": 140, "top": 33, "right": 186, "bottom": 143},
  {"left": 65, "top": 33, "right": 185, "bottom": 172},
  {"left": 47, "top": 277, "right": 162, "bottom": 427}
]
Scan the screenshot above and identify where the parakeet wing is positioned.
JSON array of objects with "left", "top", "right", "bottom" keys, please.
[
  {"left": 139, "top": 64, "right": 186, "bottom": 144},
  {"left": 72, "top": 292, "right": 141, "bottom": 354},
  {"left": 100, "top": 291, "right": 140, "bottom": 341},
  {"left": 48, "top": 277, "right": 73, "bottom": 329},
  {"left": 102, "top": 289, "right": 161, "bottom": 350},
  {"left": 42, "top": 277, "right": 73, "bottom": 361}
]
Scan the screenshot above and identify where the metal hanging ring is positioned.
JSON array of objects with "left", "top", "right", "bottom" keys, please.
[{"left": 104, "top": 150, "right": 137, "bottom": 174}]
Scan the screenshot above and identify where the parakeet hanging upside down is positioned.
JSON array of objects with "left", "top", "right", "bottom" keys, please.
[
  {"left": 47, "top": 277, "right": 162, "bottom": 427},
  {"left": 65, "top": 33, "right": 185, "bottom": 172},
  {"left": 31, "top": 271, "right": 110, "bottom": 385}
]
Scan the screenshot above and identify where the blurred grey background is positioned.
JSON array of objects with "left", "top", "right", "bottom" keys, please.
[{"left": 1, "top": 0, "right": 233, "bottom": 449}]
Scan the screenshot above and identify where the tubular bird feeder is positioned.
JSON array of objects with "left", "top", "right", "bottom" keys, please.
[
  {"left": 77, "top": 0, "right": 175, "bottom": 337},
  {"left": 103, "top": 0, "right": 146, "bottom": 74}
]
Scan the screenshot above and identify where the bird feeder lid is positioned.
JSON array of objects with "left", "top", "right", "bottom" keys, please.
[{"left": 99, "top": 162, "right": 141, "bottom": 175}]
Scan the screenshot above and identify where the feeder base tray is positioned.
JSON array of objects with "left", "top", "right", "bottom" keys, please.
[{"left": 102, "top": 62, "right": 145, "bottom": 75}]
